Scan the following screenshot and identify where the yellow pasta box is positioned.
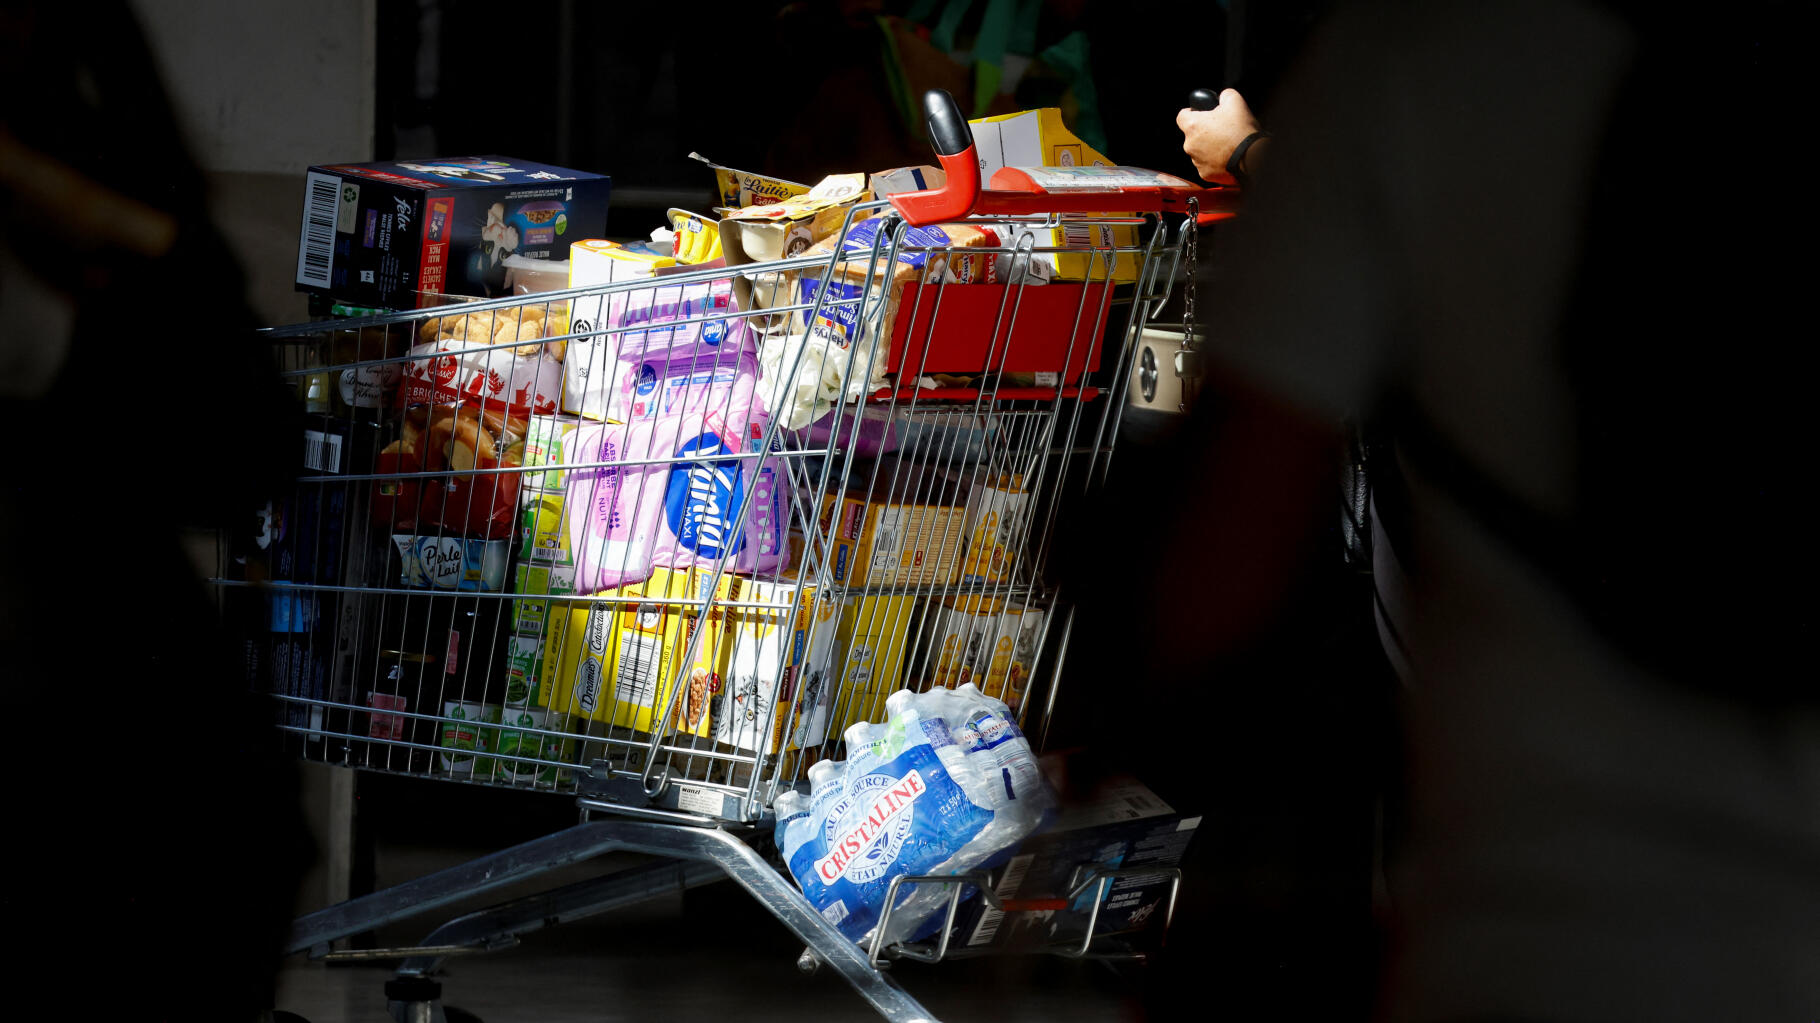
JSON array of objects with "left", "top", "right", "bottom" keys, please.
[
  {"left": 545, "top": 567, "right": 734, "bottom": 738},
  {"left": 920, "top": 596, "right": 1044, "bottom": 709},
  {"left": 835, "top": 596, "right": 917, "bottom": 731},
  {"left": 713, "top": 575, "right": 840, "bottom": 754},
  {"left": 966, "top": 108, "right": 1141, "bottom": 283}
]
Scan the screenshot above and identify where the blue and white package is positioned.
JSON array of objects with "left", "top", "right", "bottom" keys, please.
[
  {"left": 787, "top": 720, "right": 995, "bottom": 943},
  {"left": 606, "top": 278, "right": 755, "bottom": 358}
]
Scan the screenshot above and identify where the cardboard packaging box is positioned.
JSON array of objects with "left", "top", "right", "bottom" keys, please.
[
  {"left": 545, "top": 567, "right": 734, "bottom": 738},
  {"left": 518, "top": 489, "right": 572, "bottom": 567},
  {"left": 713, "top": 576, "right": 840, "bottom": 754},
  {"left": 959, "top": 473, "right": 1031, "bottom": 585},
  {"left": 922, "top": 596, "right": 1045, "bottom": 708},
  {"left": 821, "top": 490, "right": 966, "bottom": 589},
  {"left": 512, "top": 562, "right": 579, "bottom": 636},
  {"left": 833, "top": 595, "right": 918, "bottom": 730},
  {"left": 949, "top": 777, "right": 1200, "bottom": 951},
  {"left": 719, "top": 174, "right": 871, "bottom": 318},
  {"left": 294, "top": 156, "right": 610, "bottom": 309},
  {"left": 966, "top": 110, "right": 1139, "bottom": 283},
  {"left": 521, "top": 414, "right": 582, "bottom": 492}
]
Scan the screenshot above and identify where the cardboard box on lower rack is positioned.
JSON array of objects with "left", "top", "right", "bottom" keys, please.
[
  {"left": 544, "top": 567, "right": 734, "bottom": 738},
  {"left": 948, "top": 777, "right": 1199, "bottom": 952},
  {"left": 833, "top": 595, "right": 917, "bottom": 731},
  {"left": 712, "top": 575, "right": 840, "bottom": 754}
]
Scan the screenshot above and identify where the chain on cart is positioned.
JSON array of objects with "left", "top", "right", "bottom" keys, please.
[{"left": 229, "top": 90, "right": 1238, "bottom": 1022}]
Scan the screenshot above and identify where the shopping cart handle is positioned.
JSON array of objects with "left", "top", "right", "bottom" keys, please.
[
  {"left": 890, "top": 89, "right": 983, "bottom": 226},
  {"left": 1189, "top": 88, "right": 1220, "bottom": 111}
]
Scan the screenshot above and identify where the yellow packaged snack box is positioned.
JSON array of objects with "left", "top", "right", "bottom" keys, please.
[
  {"left": 545, "top": 567, "right": 734, "bottom": 738},
  {"left": 967, "top": 108, "right": 1141, "bottom": 283},
  {"left": 833, "top": 595, "right": 917, "bottom": 731},
  {"left": 714, "top": 575, "right": 840, "bottom": 754}
]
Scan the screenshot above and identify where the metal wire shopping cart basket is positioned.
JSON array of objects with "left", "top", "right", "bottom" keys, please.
[{"left": 230, "top": 90, "right": 1237, "bottom": 1022}]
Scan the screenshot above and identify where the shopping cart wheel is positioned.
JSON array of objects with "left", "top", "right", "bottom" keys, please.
[{"left": 383, "top": 977, "right": 483, "bottom": 1023}]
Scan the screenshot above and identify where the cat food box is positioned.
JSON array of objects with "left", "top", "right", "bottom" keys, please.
[
  {"left": 294, "top": 156, "right": 610, "bottom": 309},
  {"left": 713, "top": 575, "right": 840, "bottom": 754}
]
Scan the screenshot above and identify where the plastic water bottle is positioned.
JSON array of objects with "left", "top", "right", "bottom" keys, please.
[
  {"left": 775, "top": 789, "right": 812, "bottom": 864},
  {"left": 952, "top": 682, "right": 1053, "bottom": 826},
  {"left": 806, "top": 758, "right": 846, "bottom": 828},
  {"left": 843, "top": 721, "right": 886, "bottom": 780}
]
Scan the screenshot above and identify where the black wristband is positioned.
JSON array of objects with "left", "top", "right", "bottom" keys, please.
[{"left": 1226, "top": 130, "right": 1270, "bottom": 188}]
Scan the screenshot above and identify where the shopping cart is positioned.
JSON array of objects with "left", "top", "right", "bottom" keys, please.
[{"left": 236, "top": 90, "right": 1235, "bottom": 1022}]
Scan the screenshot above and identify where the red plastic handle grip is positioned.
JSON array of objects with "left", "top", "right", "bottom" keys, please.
[{"left": 890, "top": 90, "right": 982, "bottom": 226}]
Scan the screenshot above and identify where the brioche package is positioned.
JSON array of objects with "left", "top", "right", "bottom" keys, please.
[
  {"left": 959, "top": 473, "right": 1030, "bottom": 584},
  {"left": 544, "top": 567, "right": 734, "bottom": 737},
  {"left": 374, "top": 403, "right": 528, "bottom": 541}
]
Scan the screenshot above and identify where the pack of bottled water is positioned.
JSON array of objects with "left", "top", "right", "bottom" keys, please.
[{"left": 774, "top": 682, "right": 1056, "bottom": 948}]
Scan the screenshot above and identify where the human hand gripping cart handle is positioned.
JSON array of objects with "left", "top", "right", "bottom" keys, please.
[{"left": 893, "top": 89, "right": 1242, "bottom": 227}]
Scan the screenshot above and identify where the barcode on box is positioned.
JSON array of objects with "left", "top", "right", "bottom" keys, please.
[
  {"left": 303, "top": 430, "right": 344, "bottom": 474},
  {"left": 968, "top": 853, "right": 1035, "bottom": 946},
  {"left": 296, "top": 171, "right": 341, "bottom": 288},
  {"left": 615, "top": 630, "right": 661, "bottom": 710}
]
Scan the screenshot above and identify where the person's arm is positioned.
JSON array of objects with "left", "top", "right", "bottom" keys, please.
[{"left": 1176, "top": 88, "right": 1269, "bottom": 185}]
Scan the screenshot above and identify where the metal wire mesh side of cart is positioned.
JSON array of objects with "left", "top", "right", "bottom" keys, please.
[{"left": 232, "top": 163, "right": 1211, "bottom": 1023}]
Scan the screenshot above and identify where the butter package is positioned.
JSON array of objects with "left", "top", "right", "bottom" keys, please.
[
  {"left": 821, "top": 489, "right": 966, "bottom": 589},
  {"left": 545, "top": 567, "right": 735, "bottom": 738},
  {"left": 967, "top": 108, "right": 1141, "bottom": 283},
  {"left": 713, "top": 575, "right": 840, "bottom": 754},
  {"left": 518, "top": 489, "right": 572, "bottom": 566},
  {"left": 511, "top": 562, "right": 578, "bottom": 635},
  {"left": 797, "top": 218, "right": 998, "bottom": 357},
  {"left": 833, "top": 595, "right": 917, "bottom": 731},
  {"left": 960, "top": 473, "right": 1030, "bottom": 584},
  {"left": 690, "top": 153, "right": 809, "bottom": 211}
]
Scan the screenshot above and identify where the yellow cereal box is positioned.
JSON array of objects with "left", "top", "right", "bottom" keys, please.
[
  {"left": 834, "top": 596, "right": 917, "bottom": 730},
  {"left": 545, "top": 567, "right": 734, "bottom": 737}
]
